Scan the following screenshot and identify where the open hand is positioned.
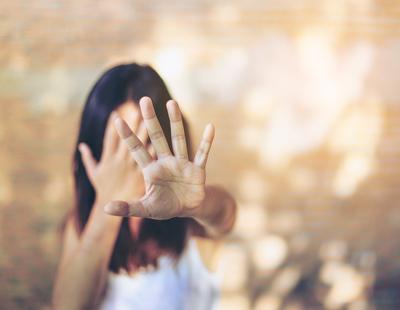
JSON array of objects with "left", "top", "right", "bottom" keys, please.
[
  {"left": 104, "top": 97, "right": 214, "bottom": 220},
  {"left": 78, "top": 111, "right": 147, "bottom": 207}
]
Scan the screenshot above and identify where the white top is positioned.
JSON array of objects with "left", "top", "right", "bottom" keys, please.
[{"left": 99, "top": 239, "right": 219, "bottom": 310}]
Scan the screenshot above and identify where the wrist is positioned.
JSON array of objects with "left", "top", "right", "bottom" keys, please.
[
  {"left": 93, "top": 197, "right": 123, "bottom": 225},
  {"left": 183, "top": 186, "right": 237, "bottom": 237},
  {"left": 181, "top": 194, "right": 209, "bottom": 223},
  {"left": 183, "top": 205, "right": 205, "bottom": 222},
  {"left": 79, "top": 200, "right": 123, "bottom": 253},
  {"left": 94, "top": 195, "right": 111, "bottom": 209}
]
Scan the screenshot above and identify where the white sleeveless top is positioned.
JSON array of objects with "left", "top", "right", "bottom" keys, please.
[{"left": 99, "top": 239, "right": 220, "bottom": 310}]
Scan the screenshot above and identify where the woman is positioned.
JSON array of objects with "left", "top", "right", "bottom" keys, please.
[{"left": 52, "top": 63, "right": 236, "bottom": 309}]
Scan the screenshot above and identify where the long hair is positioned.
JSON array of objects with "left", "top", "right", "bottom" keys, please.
[{"left": 72, "top": 63, "right": 191, "bottom": 272}]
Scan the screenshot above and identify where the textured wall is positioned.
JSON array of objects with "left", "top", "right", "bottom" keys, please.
[{"left": 1, "top": 1, "right": 400, "bottom": 309}]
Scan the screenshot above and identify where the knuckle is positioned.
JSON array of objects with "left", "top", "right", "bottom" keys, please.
[
  {"left": 149, "top": 130, "right": 164, "bottom": 140},
  {"left": 172, "top": 134, "right": 186, "bottom": 141},
  {"left": 128, "top": 142, "right": 142, "bottom": 152}
]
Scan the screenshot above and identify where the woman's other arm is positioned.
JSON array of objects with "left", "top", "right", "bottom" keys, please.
[
  {"left": 53, "top": 112, "right": 147, "bottom": 309},
  {"left": 53, "top": 204, "right": 122, "bottom": 309}
]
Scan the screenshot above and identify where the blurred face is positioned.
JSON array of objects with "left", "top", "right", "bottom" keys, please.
[{"left": 116, "top": 100, "right": 141, "bottom": 130}]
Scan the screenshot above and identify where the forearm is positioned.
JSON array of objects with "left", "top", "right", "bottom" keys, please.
[
  {"left": 53, "top": 201, "right": 122, "bottom": 309},
  {"left": 189, "top": 185, "right": 237, "bottom": 237}
]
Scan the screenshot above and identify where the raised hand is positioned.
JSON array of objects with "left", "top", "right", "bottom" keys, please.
[
  {"left": 104, "top": 97, "right": 215, "bottom": 220},
  {"left": 78, "top": 111, "right": 147, "bottom": 207}
]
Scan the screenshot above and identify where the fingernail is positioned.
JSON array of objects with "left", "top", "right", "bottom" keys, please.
[
  {"left": 140, "top": 96, "right": 151, "bottom": 102},
  {"left": 111, "top": 112, "right": 118, "bottom": 121}
]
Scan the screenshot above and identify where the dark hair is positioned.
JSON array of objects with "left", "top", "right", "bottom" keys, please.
[{"left": 72, "top": 63, "right": 191, "bottom": 272}]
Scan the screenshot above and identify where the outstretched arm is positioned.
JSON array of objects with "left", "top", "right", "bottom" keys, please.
[
  {"left": 105, "top": 97, "right": 236, "bottom": 237},
  {"left": 187, "top": 185, "right": 237, "bottom": 238}
]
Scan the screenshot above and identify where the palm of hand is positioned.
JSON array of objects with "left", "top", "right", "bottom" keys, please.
[
  {"left": 105, "top": 97, "right": 214, "bottom": 220},
  {"left": 141, "top": 157, "right": 205, "bottom": 219}
]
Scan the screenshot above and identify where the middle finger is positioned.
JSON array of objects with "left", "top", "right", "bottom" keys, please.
[{"left": 139, "top": 96, "right": 171, "bottom": 158}]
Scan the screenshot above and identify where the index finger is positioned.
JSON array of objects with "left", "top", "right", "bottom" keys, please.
[{"left": 114, "top": 116, "right": 153, "bottom": 168}]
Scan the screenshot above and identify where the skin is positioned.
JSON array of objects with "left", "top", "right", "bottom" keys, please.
[{"left": 52, "top": 97, "right": 237, "bottom": 310}]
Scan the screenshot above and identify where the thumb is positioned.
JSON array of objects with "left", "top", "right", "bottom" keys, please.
[
  {"left": 104, "top": 200, "right": 149, "bottom": 218},
  {"left": 78, "top": 143, "right": 97, "bottom": 182}
]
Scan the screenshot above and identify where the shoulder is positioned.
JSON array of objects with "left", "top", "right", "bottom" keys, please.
[{"left": 190, "top": 236, "right": 222, "bottom": 273}]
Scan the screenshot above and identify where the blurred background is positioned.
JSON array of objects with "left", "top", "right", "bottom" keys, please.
[{"left": 1, "top": 0, "right": 400, "bottom": 309}]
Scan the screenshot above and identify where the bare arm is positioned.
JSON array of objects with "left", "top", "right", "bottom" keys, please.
[
  {"left": 187, "top": 185, "right": 237, "bottom": 238},
  {"left": 53, "top": 205, "right": 122, "bottom": 309},
  {"left": 53, "top": 111, "right": 147, "bottom": 309}
]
